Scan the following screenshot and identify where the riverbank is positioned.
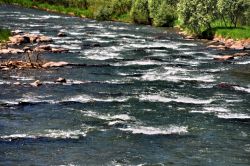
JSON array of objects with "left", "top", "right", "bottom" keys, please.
[{"left": 1, "top": 0, "right": 249, "bottom": 41}]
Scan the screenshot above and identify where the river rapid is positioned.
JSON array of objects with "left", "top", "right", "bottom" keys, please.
[{"left": 0, "top": 5, "right": 250, "bottom": 166}]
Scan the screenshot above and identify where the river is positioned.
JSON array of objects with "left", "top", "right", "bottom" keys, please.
[{"left": 0, "top": 4, "right": 250, "bottom": 166}]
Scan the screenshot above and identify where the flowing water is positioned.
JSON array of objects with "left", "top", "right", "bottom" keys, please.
[{"left": 0, "top": 5, "right": 250, "bottom": 166}]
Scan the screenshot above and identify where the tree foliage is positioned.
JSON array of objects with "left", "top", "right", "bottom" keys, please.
[
  {"left": 217, "top": 0, "right": 249, "bottom": 27},
  {"left": 153, "top": 1, "right": 176, "bottom": 27},
  {"left": 178, "top": 0, "right": 217, "bottom": 34},
  {"left": 130, "top": 0, "right": 150, "bottom": 24}
]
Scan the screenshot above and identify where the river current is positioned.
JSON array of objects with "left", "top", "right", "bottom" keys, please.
[{"left": 0, "top": 5, "right": 250, "bottom": 166}]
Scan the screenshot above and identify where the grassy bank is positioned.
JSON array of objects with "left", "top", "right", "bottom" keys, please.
[
  {"left": 0, "top": 0, "right": 249, "bottom": 40},
  {"left": 212, "top": 26, "right": 250, "bottom": 40},
  {"left": 0, "top": 0, "right": 131, "bottom": 22},
  {"left": 0, "top": 29, "right": 11, "bottom": 43}
]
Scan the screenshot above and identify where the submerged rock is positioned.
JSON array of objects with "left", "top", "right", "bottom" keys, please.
[{"left": 215, "top": 83, "right": 238, "bottom": 90}]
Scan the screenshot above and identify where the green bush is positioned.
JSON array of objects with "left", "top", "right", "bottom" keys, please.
[
  {"left": 94, "top": 4, "right": 113, "bottom": 21},
  {"left": 154, "top": 2, "right": 176, "bottom": 27},
  {"left": 130, "top": 0, "right": 150, "bottom": 24},
  {"left": 111, "top": 0, "right": 132, "bottom": 16},
  {"left": 148, "top": 0, "right": 162, "bottom": 19},
  {"left": 178, "top": 0, "right": 217, "bottom": 34}
]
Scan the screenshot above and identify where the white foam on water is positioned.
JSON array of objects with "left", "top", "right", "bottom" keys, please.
[
  {"left": 140, "top": 94, "right": 213, "bottom": 104},
  {"left": 19, "top": 17, "right": 40, "bottom": 20},
  {"left": 0, "top": 129, "right": 87, "bottom": 141},
  {"left": 1, "top": 134, "right": 36, "bottom": 140},
  {"left": 42, "top": 129, "right": 87, "bottom": 139},
  {"left": 49, "top": 44, "right": 81, "bottom": 50},
  {"left": 10, "top": 75, "right": 35, "bottom": 81},
  {"left": 119, "top": 125, "right": 188, "bottom": 135},
  {"left": 0, "top": 100, "right": 19, "bottom": 105},
  {"left": 55, "top": 39, "right": 82, "bottom": 44},
  {"left": 68, "top": 32, "right": 84, "bottom": 36},
  {"left": 217, "top": 113, "right": 250, "bottom": 119},
  {"left": 96, "top": 32, "right": 117, "bottom": 38},
  {"left": 28, "top": 24, "right": 46, "bottom": 27},
  {"left": 234, "top": 86, "right": 250, "bottom": 93},
  {"left": 0, "top": 80, "right": 11, "bottom": 85},
  {"left": 40, "top": 15, "right": 61, "bottom": 19},
  {"left": 236, "top": 61, "right": 250, "bottom": 64},
  {"left": 63, "top": 95, "right": 129, "bottom": 103},
  {"left": 86, "top": 24, "right": 104, "bottom": 29},
  {"left": 129, "top": 42, "right": 179, "bottom": 49},
  {"left": 82, "top": 47, "right": 121, "bottom": 60},
  {"left": 141, "top": 67, "right": 215, "bottom": 82},
  {"left": 84, "top": 37, "right": 110, "bottom": 43},
  {"left": 244, "top": 144, "right": 250, "bottom": 152},
  {"left": 191, "top": 107, "right": 229, "bottom": 114},
  {"left": 81, "top": 110, "right": 134, "bottom": 122},
  {"left": 108, "top": 120, "right": 126, "bottom": 126},
  {"left": 114, "top": 60, "right": 163, "bottom": 66}
]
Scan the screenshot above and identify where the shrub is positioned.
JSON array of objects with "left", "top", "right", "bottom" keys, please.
[
  {"left": 111, "top": 0, "right": 133, "bottom": 16},
  {"left": 153, "top": 1, "right": 177, "bottom": 27},
  {"left": 94, "top": 4, "right": 113, "bottom": 21},
  {"left": 130, "top": 0, "right": 150, "bottom": 24}
]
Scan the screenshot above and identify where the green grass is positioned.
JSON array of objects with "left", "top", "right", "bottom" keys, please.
[
  {"left": 212, "top": 26, "right": 250, "bottom": 39},
  {"left": 0, "top": 28, "right": 11, "bottom": 43},
  {"left": 210, "top": 20, "right": 250, "bottom": 39},
  {"left": 0, "top": 0, "right": 94, "bottom": 18}
]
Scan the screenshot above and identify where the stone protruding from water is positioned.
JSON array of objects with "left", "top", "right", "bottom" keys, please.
[{"left": 8, "top": 33, "right": 52, "bottom": 45}]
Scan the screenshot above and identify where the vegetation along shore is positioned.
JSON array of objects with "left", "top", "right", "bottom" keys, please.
[{"left": 0, "top": 0, "right": 249, "bottom": 40}]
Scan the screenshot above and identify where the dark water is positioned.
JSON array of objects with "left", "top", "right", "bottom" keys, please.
[{"left": 0, "top": 5, "right": 250, "bottom": 166}]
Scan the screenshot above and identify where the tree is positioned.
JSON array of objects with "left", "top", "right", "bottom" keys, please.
[
  {"left": 217, "top": 0, "right": 249, "bottom": 27},
  {"left": 178, "top": 0, "right": 217, "bottom": 34},
  {"left": 153, "top": 1, "right": 176, "bottom": 27}
]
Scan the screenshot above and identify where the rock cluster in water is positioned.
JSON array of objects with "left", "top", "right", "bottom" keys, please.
[
  {"left": 0, "top": 30, "right": 69, "bottom": 54},
  {"left": 0, "top": 30, "right": 70, "bottom": 70}
]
